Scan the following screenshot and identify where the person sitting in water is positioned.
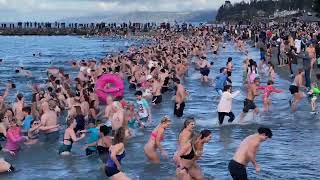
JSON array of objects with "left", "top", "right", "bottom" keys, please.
[
  {"left": 0, "top": 144, "right": 15, "bottom": 173},
  {"left": 15, "top": 67, "right": 32, "bottom": 77},
  {"left": 228, "top": 127, "right": 272, "bottom": 180},
  {"left": 144, "top": 116, "right": 171, "bottom": 163},
  {"left": 59, "top": 117, "right": 85, "bottom": 155},
  {"left": 105, "top": 127, "right": 129, "bottom": 180}
]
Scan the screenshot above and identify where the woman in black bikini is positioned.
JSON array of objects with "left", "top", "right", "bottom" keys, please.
[
  {"left": 174, "top": 132, "right": 199, "bottom": 180},
  {"left": 59, "top": 117, "right": 85, "bottom": 155}
]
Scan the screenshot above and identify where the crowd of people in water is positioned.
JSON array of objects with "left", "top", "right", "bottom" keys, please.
[{"left": 0, "top": 21, "right": 319, "bottom": 179}]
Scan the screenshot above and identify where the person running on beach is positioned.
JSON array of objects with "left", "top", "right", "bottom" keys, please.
[
  {"left": 289, "top": 69, "right": 305, "bottom": 111},
  {"left": 258, "top": 80, "right": 283, "bottom": 112},
  {"left": 228, "top": 127, "right": 272, "bottom": 180},
  {"left": 239, "top": 77, "right": 261, "bottom": 122},
  {"left": 217, "top": 85, "right": 240, "bottom": 125},
  {"left": 144, "top": 116, "right": 170, "bottom": 163}
]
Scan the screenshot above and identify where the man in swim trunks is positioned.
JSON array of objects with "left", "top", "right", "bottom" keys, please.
[
  {"left": 239, "top": 77, "right": 260, "bottom": 122},
  {"left": 151, "top": 76, "right": 163, "bottom": 105},
  {"left": 174, "top": 79, "right": 188, "bottom": 118},
  {"left": 40, "top": 101, "right": 60, "bottom": 141},
  {"left": 228, "top": 127, "right": 272, "bottom": 180}
]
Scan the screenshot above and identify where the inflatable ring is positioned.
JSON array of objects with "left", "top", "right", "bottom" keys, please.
[{"left": 96, "top": 74, "right": 124, "bottom": 103}]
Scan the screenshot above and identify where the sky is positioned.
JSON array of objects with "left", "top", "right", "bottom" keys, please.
[{"left": 0, "top": 0, "right": 247, "bottom": 22}]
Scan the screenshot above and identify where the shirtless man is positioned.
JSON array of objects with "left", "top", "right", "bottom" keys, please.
[
  {"left": 151, "top": 76, "right": 163, "bottom": 105},
  {"left": 104, "top": 96, "right": 114, "bottom": 128},
  {"left": 228, "top": 127, "right": 273, "bottom": 180},
  {"left": 174, "top": 79, "right": 188, "bottom": 118},
  {"left": 239, "top": 77, "right": 260, "bottom": 122},
  {"left": 40, "top": 100, "right": 60, "bottom": 141},
  {"left": 111, "top": 101, "right": 124, "bottom": 134},
  {"left": 289, "top": 69, "right": 305, "bottom": 111},
  {"left": 12, "top": 93, "right": 25, "bottom": 124}
]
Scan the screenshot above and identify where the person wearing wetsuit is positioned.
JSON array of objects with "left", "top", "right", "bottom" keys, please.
[
  {"left": 144, "top": 116, "right": 171, "bottom": 163},
  {"left": 105, "top": 127, "right": 129, "bottom": 180},
  {"left": 59, "top": 118, "right": 85, "bottom": 155}
]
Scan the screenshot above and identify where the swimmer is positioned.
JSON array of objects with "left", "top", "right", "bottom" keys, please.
[
  {"left": 104, "top": 127, "right": 129, "bottom": 180},
  {"left": 24, "top": 120, "right": 43, "bottom": 145},
  {"left": 59, "top": 117, "right": 85, "bottom": 155},
  {"left": 21, "top": 107, "right": 33, "bottom": 135},
  {"left": 144, "top": 116, "right": 171, "bottom": 163},
  {"left": 228, "top": 127, "right": 272, "bottom": 180},
  {"left": 217, "top": 85, "right": 240, "bottom": 125},
  {"left": 15, "top": 67, "right": 32, "bottom": 77},
  {"left": 135, "top": 91, "right": 151, "bottom": 128},
  {"left": 178, "top": 118, "right": 196, "bottom": 147},
  {"left": 258, "top": 80, "right": 283, "bottom": 112}
]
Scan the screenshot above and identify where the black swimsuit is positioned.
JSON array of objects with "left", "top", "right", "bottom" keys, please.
[{"left": 180, "top": 147, "right": 195, "bottom": 160}]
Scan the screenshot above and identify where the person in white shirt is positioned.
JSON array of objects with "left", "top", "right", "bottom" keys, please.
[
  {"left": 295, "top": 37, "right": 302, "bottom": 54},
  {"left": 217, "top": 85, "right": 240, "bottom": 125}
]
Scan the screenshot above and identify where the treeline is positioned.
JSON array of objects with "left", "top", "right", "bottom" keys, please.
[{"left": 216, "top": 0, "right": 314, "bottom": 21}]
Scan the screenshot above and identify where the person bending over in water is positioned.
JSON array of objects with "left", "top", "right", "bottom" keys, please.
[
  {"left": 217, "top": 85, "right": 240, "bottom": 125},
  {"left": 105, "top": 127, "right": 129, "bottom": 180},
  {"left": 0, "top": 144, "right": 15, "bottom": 173},
  {"left": 59, "top": 117, "right": 85, "bottom": 155},
  {"left": 258, "top": 80, "right": 283, "bottom": 112},
  {"left": 239, "top": 77, "right": 261, "bottom": 122},
  {"left": 228, "top": 127, "right": 272, "bottom": 180},
  {"left": 144, "top": 116, "right": 171, "bottom": 163}
]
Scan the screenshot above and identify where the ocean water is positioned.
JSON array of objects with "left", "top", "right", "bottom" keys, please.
[{"left": 0, "top": 36, "right": 319, "bottom": 180}]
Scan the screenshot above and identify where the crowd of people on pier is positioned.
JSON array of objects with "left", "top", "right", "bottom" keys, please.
[{"left": 0, "top": 20, "right": 319, "bottom": 179}]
